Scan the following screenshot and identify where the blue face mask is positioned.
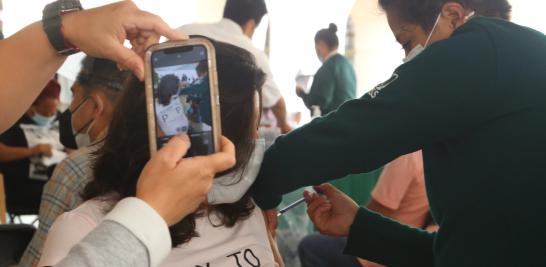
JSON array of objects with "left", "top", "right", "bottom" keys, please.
[{"left": 31, "top": 113, "right": 57, "bottom": 127}]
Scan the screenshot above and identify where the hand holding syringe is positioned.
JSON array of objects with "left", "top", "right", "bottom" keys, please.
[{"left": 277, "top": 187, "right": 324, "bottom": 217}]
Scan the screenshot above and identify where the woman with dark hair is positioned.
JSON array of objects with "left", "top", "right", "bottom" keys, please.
[
  {"left": 155, "top": 74, "right": 189, "bottom": 136},
  {"left": 380, "top": 0, "right": 511, "bottom": 61},
  {"left": 253, "top": 0, "right": 546, "bottom": 266},
  {"left": 296, "top": 23, "right": 356, "bottom": 116},
  {"left": 39, "top": 42, "right": 283, "bottom": 267}
]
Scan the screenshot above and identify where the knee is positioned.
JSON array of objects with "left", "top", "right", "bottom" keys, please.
[{"left": 298, "top": 234, "right": 321, "bottom": 259}]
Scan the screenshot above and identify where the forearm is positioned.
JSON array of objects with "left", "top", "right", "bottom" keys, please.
[
  {"left": 54, "top": 221, "right": 150, "bottom": 267},
  {"left": 55, "top": 198, "right": 172, "bottom": 267},
  {"left": 0, "top": 22, "right": 65, "bottom": 133},
  {"left": 270, "top": 97, "right": 290, "bottom": 133},
  {"left": 301, "top": 90, "right": 329, "bottom": 111},
  {"left": 0, "top": 144, "right": 35, "bottom": 162},
  {"left": 345, "top": 208, "right": 435, "bottom": 267},
  {"left": 253, "top": 99, "right": 407, "bottom": 209}
]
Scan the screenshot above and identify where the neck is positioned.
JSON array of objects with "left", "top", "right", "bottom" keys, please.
[
  {"left": 90, "top": 126, "right": 108, "bottom": 143},
  {"left": 324, "top": 50, "right": 338, "bottom": 61}
]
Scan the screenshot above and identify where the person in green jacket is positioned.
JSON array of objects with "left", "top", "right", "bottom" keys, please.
[
  {"left": 296, "top": 23, "right": 356, "bottom": 115},
  {"left": 253, "top": 0, "right": 546, "bottom": 266}
]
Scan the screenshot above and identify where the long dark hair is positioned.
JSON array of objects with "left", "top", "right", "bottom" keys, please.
[
  {"left": 378, "top": 0, "right": 512, "bottom": 32},
  {"left": 82, "top": 41, "right": 266, "bottom": 247}
]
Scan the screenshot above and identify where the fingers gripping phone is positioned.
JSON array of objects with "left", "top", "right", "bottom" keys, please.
[{"left": 145, "top": 38, "right": 221, "bottom": 157}]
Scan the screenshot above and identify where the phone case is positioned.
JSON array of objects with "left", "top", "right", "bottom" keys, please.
[{"left": 144, "top": 38, "right": 222, "bottom": 157}]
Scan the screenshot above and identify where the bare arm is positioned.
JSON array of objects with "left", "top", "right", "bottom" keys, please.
[
  {"left": 367, "top": 198, "right": 397, "bottom": 220},
  {"left": 270, "top": 97, "right": 291, "bottom": 134},
  {"left": 0, "top": 143, "right": 38, "bottom": 162},
  {"left": 263, "top": 213, "right": 285, "bottom": 267},
  {"left": 0, "top": 23, "right": 66, "bottom": 132}
]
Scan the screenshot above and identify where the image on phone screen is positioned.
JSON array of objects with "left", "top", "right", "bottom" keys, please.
[{"left": 151, "top": 45, "right": 214, "bottom": 156}]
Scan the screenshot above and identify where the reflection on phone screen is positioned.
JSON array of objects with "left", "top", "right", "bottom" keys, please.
[{"left": 152, "top": 45, "right": 214, "bottom": 156}]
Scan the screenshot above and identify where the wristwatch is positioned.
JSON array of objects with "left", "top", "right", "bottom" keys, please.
[{"left": 42, "top": 0, "right": 83, "bottom": 55}]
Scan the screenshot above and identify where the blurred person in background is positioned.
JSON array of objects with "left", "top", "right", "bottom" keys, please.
[
  {"left": 178, "top": 0, "right": 292, "bottom": 134},
  {"left": 296, "top": 23, "right": 356, "bottom": 116},
  {"left": 0, "top": 80, "right": 64, "bottom": 216}
]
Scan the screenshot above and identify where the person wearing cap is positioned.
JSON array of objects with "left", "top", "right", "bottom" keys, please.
[
  {"left": 178, "top": 0, "right": 292, "bottom": 134},
  {"left": 0, "top": 80, "right": 64, "bottom": 215}
]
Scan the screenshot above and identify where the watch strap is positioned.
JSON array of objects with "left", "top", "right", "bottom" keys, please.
[{"left": 42, "top": 0, "right": 83, "bottom": 55}]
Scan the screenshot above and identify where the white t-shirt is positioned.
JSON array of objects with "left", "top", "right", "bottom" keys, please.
[
  {"left": 178, "top": 19, "right": 282, "bottom": 108},
  {"left": 39, "top": 199, "right": 277, "bottom": 267},
  {"left": 155, "top": 96, "right": 189, "bottom": 136}
]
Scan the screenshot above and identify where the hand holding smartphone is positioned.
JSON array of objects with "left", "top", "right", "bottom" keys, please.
[{"left": 145, "top": 38, "right": 221, "bottom": 157}]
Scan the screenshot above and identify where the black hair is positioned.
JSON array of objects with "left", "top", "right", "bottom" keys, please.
[
  {"left": 196, "top": 60, "right": 208, "bottom": 76},
  {"left": 157, "top": 74, "right": 179, "bottom": 106},
  {"left": 379, "top": 0, "right": 512, "bottom": 32},
  {"left": 223, "top": 0, "right": 268, "bottom": 28},
  {"left": 76, "top": 57, "right": 131, "bottom": 102},
  {"left": 83, "top": 41, "right": 266, "bottom": 247},
  {"left": 315, "top": 23, "right": 340, "bottom": 49}
]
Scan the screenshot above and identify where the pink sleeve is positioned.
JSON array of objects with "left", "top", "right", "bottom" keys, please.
[
  {"left": 371, "top": 152, "right": 418, "bottom": 210},
  {"left": 38, "top": 211, "right": 98, "bottom": 267}
]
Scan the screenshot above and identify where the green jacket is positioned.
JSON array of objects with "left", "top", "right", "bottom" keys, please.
[
  {"left": 252, "top": 17, "right": 546, "bottom": 267},
  {"left": 301, "top": 54, "right": 356, "bottom": 115}
]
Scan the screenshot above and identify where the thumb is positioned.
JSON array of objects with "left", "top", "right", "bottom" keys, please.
[
  {"left": 156, "top": 135, "right": 191, "bottom": 168},
  {"left": 315, "top": 183, "right": 340, "bottom": 196},
  {"left": 111, "top": 43, "right": 145, "bottom": 80}
]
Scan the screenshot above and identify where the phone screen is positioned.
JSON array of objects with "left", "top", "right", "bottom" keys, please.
[{"left": 151, "top": 45, "right": 215, "bottom": 156}]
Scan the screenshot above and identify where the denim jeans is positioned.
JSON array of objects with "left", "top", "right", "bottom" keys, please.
[{"left": 298, "top": 234, "right": 362, "bottom": 267}]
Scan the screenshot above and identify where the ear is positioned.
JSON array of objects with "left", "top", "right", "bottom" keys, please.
[
  {"left": 441, "top": 2, "right": 466, "bottom": 29},
  {"left": 89, "top": 94, "right": 105, "bottom": 118}
]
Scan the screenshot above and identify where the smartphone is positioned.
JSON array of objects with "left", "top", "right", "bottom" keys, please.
[{"left": 145, "top": 38, "right": 221, "bottom": 157}]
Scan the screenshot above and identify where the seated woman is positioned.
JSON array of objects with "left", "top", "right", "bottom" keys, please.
[{"left": 38, "top": 41, "right": 283, "bottom": 267}]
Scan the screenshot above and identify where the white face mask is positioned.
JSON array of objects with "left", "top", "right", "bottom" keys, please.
[
  {"left": 403, "top": 13, "right": 441, "bottom": 63},
  {"left": 71, "top": 98, "right": 96, "bottom": 148},
  {"left": 74, "top": 120, "right": 95, "bottom": 148},
  {"left": 403, "top": 11, "right": 475, "bottom": 63},
  {"left": 403, "top": 44, "right": 425, "bottom": 63},
  {"left": 208, "top": 138, "right": 266, "bottom": 205}
]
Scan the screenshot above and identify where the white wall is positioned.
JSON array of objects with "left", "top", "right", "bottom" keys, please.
[{"left": 350, "top": 0, "right": 403, "bottom": 97}]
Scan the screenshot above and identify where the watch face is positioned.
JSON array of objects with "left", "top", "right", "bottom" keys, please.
[{"left": 59, "top": 0, "right": 83, "bottom": 13}]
